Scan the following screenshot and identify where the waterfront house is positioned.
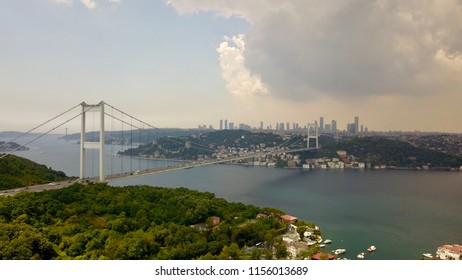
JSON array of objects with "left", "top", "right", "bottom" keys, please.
[{"left": 436, "top": 244, "right": 462, "bottom": 260}]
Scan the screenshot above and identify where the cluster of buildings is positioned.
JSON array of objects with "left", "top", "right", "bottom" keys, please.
[
  {"left": 400, "top": 134, "right": 462, "bottom": 157},
  {"left": 204, "top": 116, "right": 369, "bottom": 134},
  {"left": 210, "top": 144, "right": 299, "bottom": 168},
  {"left": 256, "top": 213, "right": 327, "bottom": 260}
]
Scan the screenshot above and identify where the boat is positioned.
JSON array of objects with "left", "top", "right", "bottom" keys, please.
[
  {"left": 334, "top": 249, "right": 346, "bottom": 255},
  {"left": 367, "top": 245, "right": 376, "bottom": 252},
  {"left": 319, "top": 244, "right": 325, "bottom": 248},
  {"left": 357, "top": 252, "right": 365, "bottom": 259},
  {"left": 422, "top": 253, "right": 433, "bottom": 259},
  {"left": 324, "top": 239, "right": 332, "bottom": 244}
]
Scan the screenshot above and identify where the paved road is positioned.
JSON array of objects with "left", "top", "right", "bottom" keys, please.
[{"left": 0, "top": 179, "right": 80, "bottom": 197}]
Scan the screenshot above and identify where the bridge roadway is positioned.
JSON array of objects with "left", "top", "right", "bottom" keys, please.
[{"left": 103, "top": 147, "right": 314, "bottom": 182}]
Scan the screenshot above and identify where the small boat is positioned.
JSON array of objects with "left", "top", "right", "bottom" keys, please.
[
  {"left": 324, "top": 239, "right": 332, "bottom": 244},
  {"left": 334, "top": 249, "right": 346, "bottom": 255},
  {"left": 357, "top": 252, "right": 365, "bottom": 259},
  {"left": 367, "top": 245, "right": 376, "bottom": 252},
  {"left": 319, "top": 244, "right": 326, "bottom": 248},
  {"left": 422, "top": 253, "right": 433, "bottom": 259}
]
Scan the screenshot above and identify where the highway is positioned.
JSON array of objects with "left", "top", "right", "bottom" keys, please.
[{"left": 0, "top": 179, "right": 80, "bottom": 197}]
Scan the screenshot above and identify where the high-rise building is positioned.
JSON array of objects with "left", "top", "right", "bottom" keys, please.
[
  {"left": 354, "top": 116, "right": 359, "bottom": 134},
  {"left": 361, "top": 124, "right": 364, "bottom": 132},
  {"left": 260, "top": 121, "right": 264, "bottom": 130},
  {"left": 331, "top": 120, "right": 337, "bottom": 132},
  {"left": 280, "top": 123, "right": 285, "bottom": 131},
  {"left": 320, "top": 117, "right": 324, "bottom": 131},
  {"left": 220, "top": 119, "right": 223, "bottom": 130},
  {"left": 229, "top": 122, "right": 234, "bottom": 130},
  {"left": 224, "top": 119, "right": 228, "bottom": 130},
  {"left": 287, "top": 122, "right": 290, "bottom": 131}
]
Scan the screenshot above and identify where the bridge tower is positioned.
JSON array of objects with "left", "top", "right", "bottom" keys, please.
[
  {"left": 80, "top": 101, "right": 105, "bottom": 182},
  {"left": 307, "top": 123, "right": 319, "bottom": 149}
]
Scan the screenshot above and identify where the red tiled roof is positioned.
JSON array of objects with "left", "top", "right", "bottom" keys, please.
[
  {"left": 439, "top": 244, "right": 462, "bottom": 254},
  {"left": 280, "top": 214, "right": 298, "bottom": 221},
  {"left": 311, "top": 252, "right": 335, "bottom": 260}
]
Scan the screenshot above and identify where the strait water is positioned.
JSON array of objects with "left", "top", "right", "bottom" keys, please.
[{"left": 4, "top": 135, "right": 462, "bottom": 260}]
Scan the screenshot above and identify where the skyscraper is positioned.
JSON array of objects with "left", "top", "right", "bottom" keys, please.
[
  {"left": 354, "top": 116, "right": 359, "bottom": 134},
  {"left": 320, "top": 117, "right": 324, "bottom": 131},
  {"left": 331, "top": 120, "right": 337, "bottom": 132},
  {"left": 224, "top": 119, "right": 228, "bottom": 130},
  {"left": 260, "top": 121, "right": 264, "bottom": 130},
  {"left": 220, "top": 119, "right": 223, "bottom": 130}
]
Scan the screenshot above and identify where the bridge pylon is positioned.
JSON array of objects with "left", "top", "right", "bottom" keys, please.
[
  {"left": 307, "top": 123, "right": 319, "bottom": 149},
  {"left": 80, "top": 101, "right": 105, "bottom": 182}
]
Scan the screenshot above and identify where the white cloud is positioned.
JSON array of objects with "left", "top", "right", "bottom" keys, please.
[
  {"left": 435, "top": 49, "right": 462, "bottom": 71},
  {"left": 217, "top": 35, "right": 268, "bottom": 98},
  {"left": 168, "top": 0, "right": 462, "bottom": 101},
  {"left": 80, "top": 0, "right": 97, "bottom": 9}
]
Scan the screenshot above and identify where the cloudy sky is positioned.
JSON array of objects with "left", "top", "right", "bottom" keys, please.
[{"left": 1, "top": 0, "right": 462, "bottom": 133}]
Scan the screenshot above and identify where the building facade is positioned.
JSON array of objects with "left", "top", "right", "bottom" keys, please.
[{"left": 436, "top": 244, "right": 462, "bottom": 260}]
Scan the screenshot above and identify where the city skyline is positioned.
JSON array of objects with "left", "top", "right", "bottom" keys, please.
[
  {"left": 201, "top": 115, "right": 366, "bottom": 133},
  {"left": 1, "top": 1, "right": 462, "bottom": 133}
]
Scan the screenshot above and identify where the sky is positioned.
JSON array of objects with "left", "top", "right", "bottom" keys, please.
[{"left": 1, "top": 0, "right": 462, "bottom": 133}]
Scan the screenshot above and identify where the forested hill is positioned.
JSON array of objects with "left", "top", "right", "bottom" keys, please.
[
  {"left": 0, "top": 154, "right": 68, "bottom": 190},
  {"left": 0, "top": 184, "right": 314, "bottom": 260},
  {"left": 319, "top": 137, "right": 462, "bottom": 167}
]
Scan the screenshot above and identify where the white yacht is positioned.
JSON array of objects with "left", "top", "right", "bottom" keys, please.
[{"left": 334, "top": 249, "right": 346, "bottom": 255}]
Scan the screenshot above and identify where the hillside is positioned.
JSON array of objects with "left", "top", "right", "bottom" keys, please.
[
  {"left": 320, "top": 137, "right": 462, "bottom": 168},
  {"left": 0, "top": 154, "right": 68, "bottom": 190},
  {"left": 0, "top": 141, "right": 29, "bottom": 152},
  {"left": 120, "top": 130, "right": 285, "bottom": 160},
  {"left": 0, "top": 183, "right": 317, "bottom": 260}
]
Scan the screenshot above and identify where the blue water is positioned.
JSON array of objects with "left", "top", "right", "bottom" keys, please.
[{"left": 5, "top": 135, "right": 462, "bottom": 259}]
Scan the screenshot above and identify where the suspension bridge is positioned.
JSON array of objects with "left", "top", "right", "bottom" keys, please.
[{"left": 0, "top": 101, "right": 319, "bottom": 184}]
